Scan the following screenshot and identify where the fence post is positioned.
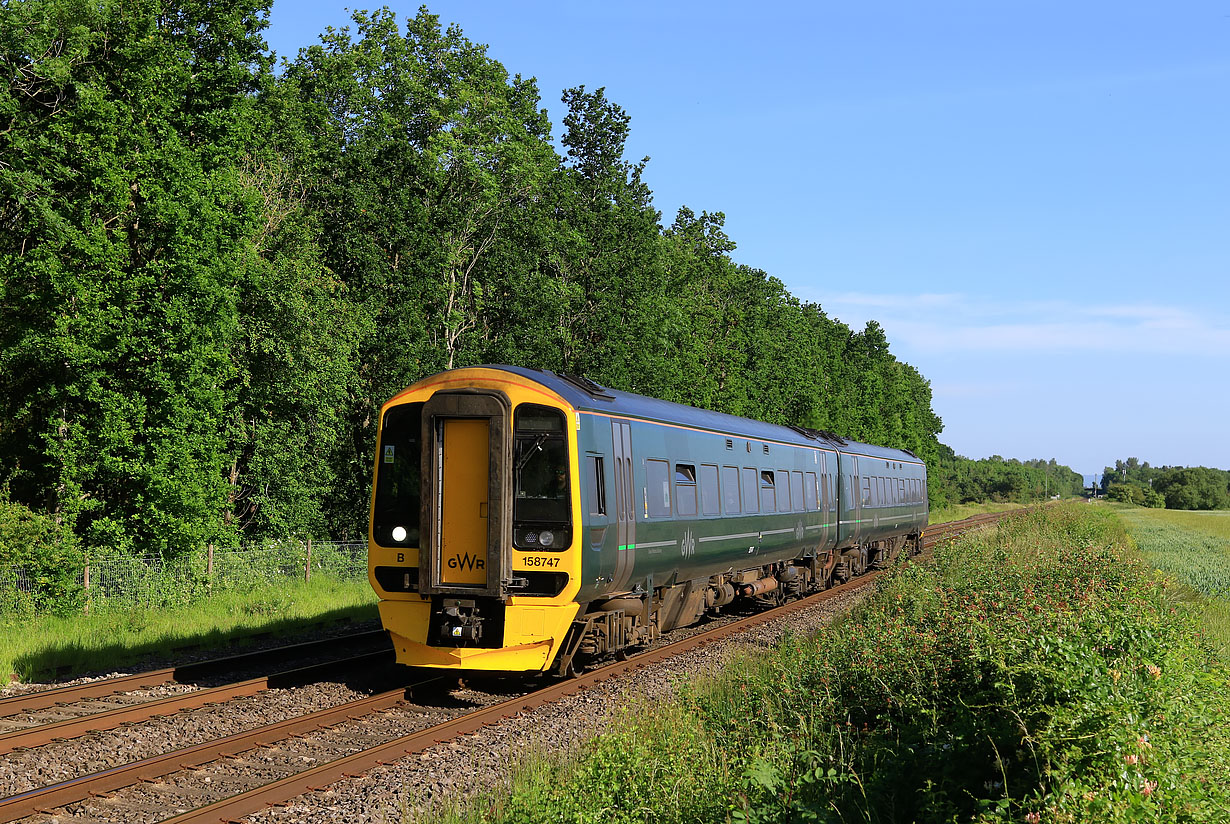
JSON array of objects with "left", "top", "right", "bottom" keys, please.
[
  {"left": 83, "top": 557, "right": 90, "bottom": 615},
  {"left": 305, "top": 537, "right": 312, "bottom": 583},
  {"left": 207, "top": 543, "right": 214, "bottom": 590}
]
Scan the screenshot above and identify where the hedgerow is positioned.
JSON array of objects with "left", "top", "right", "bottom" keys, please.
[{"left": 459, "top": 504, "right": 1230, "bottom": 824}]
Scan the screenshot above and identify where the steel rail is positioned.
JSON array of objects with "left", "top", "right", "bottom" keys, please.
[
  {"left": 0, "top": 685, "right": 424, "bottom": 822},
  {"left": 159, "top": 565, "right": 915, "bottom": 824},
  {"left": 0, "top": 649, "right": 393, "bottom": 756},
  {"left": 0, "top": 629, "right": 388, "bottom": 718}
]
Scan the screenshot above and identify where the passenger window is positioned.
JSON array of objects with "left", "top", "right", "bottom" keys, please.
[
  {"left": 675, "top": 463, "right": 697, "bottom": 517},
  {"left": 776, "top": 470, "right": 791, "bottom": 511},
  {"left": 861, "top": 476, "right": 872, "bottom": 507},
  {"left": 722, "top": 465, "right": 741, "bottom": 514},
  {"left": 742, "top": 467, "right": 760, "bottom": 514},
  {"left": 587, "top": 456, "right": 606, "bottom": 516},
  {"left": 791, "top": 471, "right": 804, "bottom": 512},
  {"left": 646, "top": 459, "right": 670, "bottom": 518},
  {"left": 898, "top": 478, "right": 906, "bottom": 505},
  {"left": 805, "top": 471, "right": 818, "bottom": 511},
  {"left": 760, "top": 471, "right": 776, "bottom": 513},
  {"left": 700, "top": 464, "right": 720, "bottom": 516}
]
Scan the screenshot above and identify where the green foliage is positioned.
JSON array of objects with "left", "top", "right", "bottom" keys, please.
[
  {"left": 931, "top": 448, "right": 1085, "bottom": 509},
  {"left": 456, "top": 505, "right": 1230, "bottom": 824},
  {"left": 0, "top": 495, "right": 80, "bottom": 613},
  {"left": 1101, "top": 459, "right": 1230, "bottom": 511},
  {"left": 3, "top": 3, "right": 970, "bottom": 566}
]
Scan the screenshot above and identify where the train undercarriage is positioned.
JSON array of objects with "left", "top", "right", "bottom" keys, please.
[{"left": 553, "top": 532, "right": 924, "bottom": 678}]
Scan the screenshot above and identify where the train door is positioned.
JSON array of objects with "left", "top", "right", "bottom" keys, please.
[
  {"left": 418, "top": 391, "right": 511, "bottom": 597},
  {"left": 440, "top": 419, "right": 488, "bottom": 587},
  {"left": 850, "top": 456, "right": 862, "bottom": 547},
  {"left": 818, "top": 452, "right": 830, "bottom": 548},
  {"left": 611, "top": 420, "right": 636, "bottom": 592}
]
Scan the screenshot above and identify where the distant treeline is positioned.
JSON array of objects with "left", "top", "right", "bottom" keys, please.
[
  {"left": 0, "top": 3, "right": 1078, "bottom": 563},
  {"left": 1101, "top": 458, "right": 1230, "bottom": 510},
  {"left": 932, "top": 449, "right": 1085, "bottom": 507}
]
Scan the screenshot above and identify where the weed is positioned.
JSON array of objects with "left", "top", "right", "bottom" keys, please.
[{"left": 446, "top": 505, "right": 1230, "bottom": 824}]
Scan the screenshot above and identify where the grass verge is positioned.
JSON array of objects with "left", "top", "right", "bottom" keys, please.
[
  {"left": 444, "top": 504, "right": 1230, "bottom": 824},
  {"left": 0, "top": 576, "right": 377, "bottom": 683},
  {"left": 928, "top": 500, "right": 1028, "bottom": 525}
]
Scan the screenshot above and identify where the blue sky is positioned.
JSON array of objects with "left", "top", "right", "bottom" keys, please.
[{"left": 264, "top": 2, "right": 1230, "bottom": 479}]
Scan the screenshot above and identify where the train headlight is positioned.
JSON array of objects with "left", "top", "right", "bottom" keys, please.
[
  {"left": 392, "top": 526, "right": 407, "bottom": 542},
  {"left": 524, "top": 532, "right": 538, "bottom": 545},
  {"left": 538, "top": 530, "right": 555, "bottom": 547}
]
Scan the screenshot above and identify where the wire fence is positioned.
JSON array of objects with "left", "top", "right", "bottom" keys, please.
[{"left": 0, "top": 541, "right": 368, "bottom": 616}]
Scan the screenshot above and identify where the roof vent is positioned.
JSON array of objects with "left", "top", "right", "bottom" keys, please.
[
  {"left": 787, "top": 425, "right": 848, "bottom": 446},
  {"left": 555, "top": 372, "right": 614, "bottom": 400}
]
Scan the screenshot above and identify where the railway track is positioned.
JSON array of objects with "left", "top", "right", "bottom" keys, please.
[{"left": 1, "top": 508, "right": 1017, "bottom": 824}]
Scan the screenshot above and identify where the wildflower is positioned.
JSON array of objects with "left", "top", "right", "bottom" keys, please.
[
  {"left": 1083, "top": 791, "right": 1096, "bottom": 802},
  {"left": 1142, "top": 780, "right": 1158, "bottom": 797},
  {"left": 1110, "top": 669, "right": 1120, "bottom": 683},
  {"left": 1025, "top": 812, "right": 1041, "bottom": 824},
  {"left": 1125, "top": 754, "right": 1139, "bottom": 766},
  {"left": 1138, "top": 735, "right": 1151, "bottom": 749},
  {"left": 1146, "top": 664, "right": 1161, "bottom": 679}
]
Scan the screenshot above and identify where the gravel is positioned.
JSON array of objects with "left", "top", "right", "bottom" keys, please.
[
  {"left": 1, "top": 677, "right": 394, "bottom": 798},
  {"left": 240, "top": 587, "right": 872, "bottom": 824},
  {"left": 9, "top": 588, "right": 869, "bottom": 824}
]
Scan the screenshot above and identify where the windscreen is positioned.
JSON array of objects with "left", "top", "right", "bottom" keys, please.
[
  {"left": 513, "top": 405, "right": 570, "bottom": 525},
  {"left": 372, "top": 403, "right": 422, "bottom": 547}
]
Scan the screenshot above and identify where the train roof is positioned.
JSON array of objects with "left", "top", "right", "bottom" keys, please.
[{"left": 487, "top": 365, "right": 923, "bottom": 466}]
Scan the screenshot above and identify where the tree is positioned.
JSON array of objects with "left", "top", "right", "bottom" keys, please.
[{"left": 0, "top": 0, "right": 275, "bottom": 554}]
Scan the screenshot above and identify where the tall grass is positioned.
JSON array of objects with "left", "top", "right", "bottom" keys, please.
[
  {"left": 0, "top": 577, "right": 377, "bottom": 683},
  {"left": 928, "top": 500, "right": 1026, "bottom": 525},
  {"left": 441, "top": 505, "right": 1230, "bottom": 824}
]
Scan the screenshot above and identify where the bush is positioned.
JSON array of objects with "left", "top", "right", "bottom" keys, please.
[
  {"left": 468, "top": 505, "right": 1230, "bottom": 824},
  {"left": 0, "top": 497, "right": 82, "bottom": 615}
]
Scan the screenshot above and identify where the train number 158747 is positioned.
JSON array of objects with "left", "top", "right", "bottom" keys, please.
[{"left": 521, "top": 555, "right": 561, "bottom": 568}]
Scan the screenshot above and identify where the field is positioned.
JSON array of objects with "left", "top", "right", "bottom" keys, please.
[
  {"left": 0, "top": 577, "right": 377, "bottom": 684},
  {"left": 1112, "top": 504, "right": 1230, "bottom": 657},
  {"left": 442, "top": 504, "right": 1230, "bottom": 824}
]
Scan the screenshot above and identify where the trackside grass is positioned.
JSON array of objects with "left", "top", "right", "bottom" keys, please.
[
  {"left": 927, "top": 500, "right": 1027, "bottom": 525},
  {"left": 0, "top": 577, "right": 377, "bottom": 683},
  {"left": 441, "top": 504, "right": 1230, "bottom": 824}
]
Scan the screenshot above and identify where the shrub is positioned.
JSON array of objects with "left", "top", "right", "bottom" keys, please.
[
  {"left": 465, "top": 505, "right": 1230, "bottom": 824},
  {"left": 0, "top": 497, "right": 82, "bottom": 615}
]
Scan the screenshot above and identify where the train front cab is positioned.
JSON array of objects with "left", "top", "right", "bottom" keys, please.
[{"left": 367, "top": 369, "right": 583, "bottom": 673}]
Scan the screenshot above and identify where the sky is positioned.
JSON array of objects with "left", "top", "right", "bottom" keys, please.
[{"left": 263, "top": 1, "right": 1230, "bottom": 480}]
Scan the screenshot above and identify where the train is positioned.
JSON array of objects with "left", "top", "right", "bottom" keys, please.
[{"left": 367, "top": 366, "right": 928, "bottom": 676}]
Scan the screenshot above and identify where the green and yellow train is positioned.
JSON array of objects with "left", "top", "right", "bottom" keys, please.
[{"left": 368, "top": 366, "right": 927, "bottom": 676}]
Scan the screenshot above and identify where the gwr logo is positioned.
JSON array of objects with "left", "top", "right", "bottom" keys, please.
[{"left": 447, "top": 552, "right": 486, "bottom": 572}]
